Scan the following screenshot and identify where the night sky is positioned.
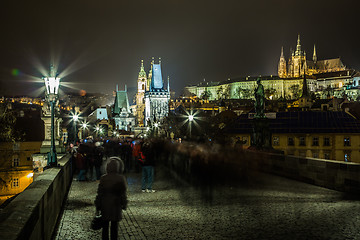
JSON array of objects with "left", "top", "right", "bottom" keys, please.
[{"left": 0, "top": 0, "right": 359, "bottom": 98}]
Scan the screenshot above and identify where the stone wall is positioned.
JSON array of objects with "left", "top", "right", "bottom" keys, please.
[
  {"left": 245, "top": 150, "right": 360, "bottom": 194},
  {"left": 0, "top": 154, "right": 73, "bottom": 240},
  {"left": 159, "top": 141, "right": 360, "bottom": 194}
]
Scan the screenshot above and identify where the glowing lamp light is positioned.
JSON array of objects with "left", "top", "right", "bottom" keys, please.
[
  {"left": 82, "top": 123, "right": 87, "bottom": 128},
  {"left": 44, "top": 76, "right": 60, "bottom": 95},
  {"left": 189, "top": 115, "right": 194, "bottom": 121},
  {"left": 154, "top": 123, "right": 159, "bottom": 128},
  {"left": 72, "top": 114, "right": 79, "bottom": 121},
  {"left": 27, "top": 172, "right": 34, "bottom": 178}
]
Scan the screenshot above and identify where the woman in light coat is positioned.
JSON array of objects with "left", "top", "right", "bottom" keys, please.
[{"left": 95, "top": 157, "right": 127, "bottom": 240}]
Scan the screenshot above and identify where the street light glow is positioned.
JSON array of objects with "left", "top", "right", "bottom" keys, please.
[
  {"left": 72, "top": 114, "right": 79, "bottom": 121},
  {"left": 44, "top": 76, "right": 60, "bottom": 95},
  {"left": 189, "top": 115, "right": 194, "bottom": 121}
]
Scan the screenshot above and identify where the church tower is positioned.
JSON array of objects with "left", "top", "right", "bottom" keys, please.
[
  {"left": 135, "top": 60, "right": 147, "bottom": 126},
  {"left": 144, "top": 58, "right": 170, "bottom": 126},
  {"left": 288, "top": 35, "right": 307, "bottom": 78},
  {"left": 278, "top": 47, "right": 287, "bottom": 78}
]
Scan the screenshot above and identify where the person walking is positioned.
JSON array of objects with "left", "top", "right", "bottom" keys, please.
[
  {"left": 140, "top": 141, "right": 156, "bottom": 193},
  {"left": 95, "top": 158, "right": 127, "bottom": 240}
]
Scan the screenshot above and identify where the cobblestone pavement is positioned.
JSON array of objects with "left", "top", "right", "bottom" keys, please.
[{"left": 55, "top": 166, "right": 360, "bottom": 240}]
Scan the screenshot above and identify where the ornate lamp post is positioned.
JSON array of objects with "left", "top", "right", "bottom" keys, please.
[{"left": 43, "top": 65, "right": 60, "bottom": 167}]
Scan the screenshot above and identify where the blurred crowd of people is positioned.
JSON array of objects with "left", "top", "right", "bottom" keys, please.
[{"left": 68, "top": 137, "right": 157, "bottom": 183}]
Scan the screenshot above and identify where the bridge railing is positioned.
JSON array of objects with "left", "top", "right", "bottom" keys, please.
[
  {"left": 0, "top": 154, "right": 73, "bottom": 240},
  {"left": 156, "top": 140, "right": 360, "bottom": 194}
]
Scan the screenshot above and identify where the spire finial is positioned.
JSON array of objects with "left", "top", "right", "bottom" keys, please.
[
  {"left": 313, "top": 44, "right": 317, "bottom": 63},
  {"left": 125, "top": 84, "right": 127, "bottom": 92},
  {"left": 116, "top": 84, "right": 119, "bottom": 92},
  {"left": 159, "top": 57, "right": 161, "bottom": 65},
  {"left": 295, "top": 34, "right": 302, "bottom": 56},
  {"left": 280, "top": 46, "right": 284, "bottom": 58}
]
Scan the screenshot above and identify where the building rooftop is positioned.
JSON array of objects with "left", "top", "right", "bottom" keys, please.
[{"left": 227, "top": 111, "right": 360, "bottom": 134}]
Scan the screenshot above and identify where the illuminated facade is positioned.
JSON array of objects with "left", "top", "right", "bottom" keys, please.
[
  {"left": 135, "top": 60, "right": 147, "bottom": 126},
  {"left": 186, "top": 35, "right": 360, "bottom": 101},
  {"left": 278, "top": 35, "right": 346, "bottom": 78},
  {"left": 113, "top": 85, "right": 135, "bottom": 131},
  {"left": 0, "top": 142, "right": 40, "bottom": 205},
  {"left": 135, "top": 58, "right": 170, "bottom": 126},
  {"left": 227, "top": 111, "right": 360, "bottom": 163},
  {"left": 144, "top": 60, "right": 170, "bottom": 125}
]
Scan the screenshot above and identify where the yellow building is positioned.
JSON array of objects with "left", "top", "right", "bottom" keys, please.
[
  {"left": 228, "top": 111, "right": 360, "bottom": 163},
  {"left": 0, "top": 142, "right": 41, "bottom": 205}
]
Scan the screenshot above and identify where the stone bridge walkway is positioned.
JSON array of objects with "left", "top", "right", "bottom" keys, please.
[{"left": 55, "top": 166, "right": 360, "bottom": 240}]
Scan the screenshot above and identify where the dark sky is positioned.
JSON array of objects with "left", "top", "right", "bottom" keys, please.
[{"left": 0, "top": 0, "right": 359, "bottom": 98}]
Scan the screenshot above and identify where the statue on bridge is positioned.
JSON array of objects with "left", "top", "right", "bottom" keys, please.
[
  {"left": 251, "top": 78, "right": 272, "bottom": 150},
  {"left": 254, "top": 78, "right": 265, "bottom": 119}
]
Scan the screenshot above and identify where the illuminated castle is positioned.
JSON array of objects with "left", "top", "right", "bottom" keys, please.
[
  {"left": 278, "top": 35, "right": 346, "bottom": 78},
  {"left": 135, "top": 58, "right": 170, "bottom": 126}
]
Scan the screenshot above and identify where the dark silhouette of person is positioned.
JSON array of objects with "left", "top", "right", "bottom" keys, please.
[{"left": 95, "top": 158, "right": 127, "bottom": 240}]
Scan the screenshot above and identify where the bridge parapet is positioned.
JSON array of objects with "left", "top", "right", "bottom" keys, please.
[
  {"left": 0, "top": 154, "right": 72, "bottom": 240},
  {"left": 159, "top": 141, "right": 360, "bottom": 194}
]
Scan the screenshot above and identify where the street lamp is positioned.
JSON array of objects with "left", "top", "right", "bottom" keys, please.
[
  {"left": 81, "top": 122, "right": 88, "bottom": 140},
  {"left": 43, "top": 65, "right": 60, "bottom": 167},
  {"left": 188, "top": 115, "right": 194, "bottom": 139},
  {"left": 72, "top": 113, "right": 79, "bottom": 143}
]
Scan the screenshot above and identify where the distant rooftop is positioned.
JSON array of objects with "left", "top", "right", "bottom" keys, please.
[{"left": 227, "top": 111, "right": 360, "bottom": 134}]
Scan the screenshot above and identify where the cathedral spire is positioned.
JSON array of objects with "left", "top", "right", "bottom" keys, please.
[
  {"left": 278, "top": 46, "right": 287, "bottom": 78},
  {"left": 138, "top": 59, "right": 147, "bottom": 79},
  {"left": 313, "top": 44, "right": 317, "bottom": 63},
  {"left": 295, "top": 34, "right": 302, "bottom": 56}
]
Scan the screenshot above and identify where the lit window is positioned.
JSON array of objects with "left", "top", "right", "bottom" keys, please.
[
  {"left": 288, "top": 137, "right": 294, "bottom": 146},
  {"left": 12, "top": 178, "right": 19, "bottom": 188},
  {"left": 273, "top": 136, "right": 279, "bottom": 146},
  {"left": 345, "top": 152, "right": 351, "bottom": 162},
  {"left": 13, "top": 155, "right": 19, "bottom": 167},
  {"left": 344, "top": 137, "right": 351, "bottom": 146},
  {"left": 324, "top": 137, "right": 330, "bottom": 146},
  {"left": 299, "top": 136, "right": 306, "bottom": 146},
  {"left": 312, "top": 137, "right": 319, "bottom": 146}
]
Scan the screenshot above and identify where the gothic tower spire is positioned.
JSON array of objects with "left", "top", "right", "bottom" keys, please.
[
  {"left": 278, "top": 46, "right": 287, "bottom": 78},
  {"left": 295, "top": 34, "right": 302, "bottom": 56},
  {"left": 313, "top": 44, "right": 317, "bottom": 63},
  {"left": 138, "top": 60, "right": 146, "bottom": 79}
]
